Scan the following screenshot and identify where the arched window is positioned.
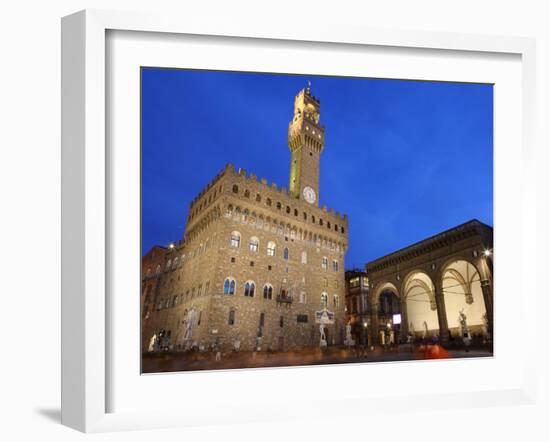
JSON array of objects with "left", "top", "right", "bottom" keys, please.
[
  {"left": 249, "top": 236, "right": 259, "bottom": 252},
  {"left": 322, "top": 256, "right": 328, "bottom": 270},
  {"left": 276, "top": 202, "right": 282, "bottom": 210},
  {"left": 299, "top": 292, "right": 306, "bottom": 304},
  {"left": 286, "top": 206, "right": 291, "bottom": 214},
  {"left": 146, "top": 268, "right": 151, "bottom": 277},
  {"left": 321, "top": 292, "right": 328, "bottom": 307},
  {"left": 230, "top": 231, "right": 241, "bottom": 248},
  {"left": 283, "top": 247, "right": 289, "bottom": 260},
  {"left": 341, "top": 226, "right": 345, "bottom": 234},
  {"left": 333, "top": 294, "right": 340, "bottom": 308},
  {"left": 244, "top": 189, "right": 250, "bottom": 198},
  {"left": 228, "top": 309, "right": 235, "bottom": 325},
  {"left": 266, "top": 198, "right": 272, "bottom": 206},
  {"left": 173, "top": 257, "right": 179, "bottom": 268},
  {"left": 263, "top": 284, "right": 273, "bottom": 299},
  {"left": 244, "top": 281, "right": 255, "bottom": 297},
  {"left": 294, "top": 209, "right": 298, "bottom": 216},
  {"left": 155, "top": 265, "right": 161, "bottom": 275},
  {"left": 301, "top": 251, "right": 307, "bottom": 264},
  {"left": 166, "top": 260, "right": 172, "bottom": 270},
  {"left": 232, "top": 184, "right": 239, "bottom": 193},
  {"left": 332, "top": 260, "right": 339, "bottom": 272},
  {"left": 223, "top": 278, "right": 236, "bottom": 295},
  {"left": 267, "top": 241, "right": 276, "bottom": 256},
  {"left": 256, "top": 193, "right": 261, "bottom": 202}
]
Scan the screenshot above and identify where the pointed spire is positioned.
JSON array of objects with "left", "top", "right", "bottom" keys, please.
[{"left": 306, "top": 80, "right": 311, "bottom": 94}]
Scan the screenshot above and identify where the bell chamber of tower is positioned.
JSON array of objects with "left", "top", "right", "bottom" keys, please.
[{"left": 288, "top": 84, "right": 325, "bottom": 207}]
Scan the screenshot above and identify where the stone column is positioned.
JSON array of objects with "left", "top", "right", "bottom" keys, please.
[
  {"left": 434, "top": 283, "right": 449, "bottom": 343},
  {"left": 400, "top": 298, "right": 409, "bottom": 342},
  {"left": 369, "top": 305, "right": 379, "bottom": 345},
  {"left": 480, "top": 279, "right": 494, "bottom": 339}
]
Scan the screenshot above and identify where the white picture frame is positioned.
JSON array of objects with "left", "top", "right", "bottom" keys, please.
[{"left": 61, "top": 9, "right": 537, "bottom": 433}]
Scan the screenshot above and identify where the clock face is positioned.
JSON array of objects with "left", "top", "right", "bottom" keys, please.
[{"left": 303, "top": 186, "right": 316, "bottom": 204}]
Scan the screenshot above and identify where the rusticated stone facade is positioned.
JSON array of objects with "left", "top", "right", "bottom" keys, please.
[{"left": 141, "top": 87, "right": 349, "bottom": 353}]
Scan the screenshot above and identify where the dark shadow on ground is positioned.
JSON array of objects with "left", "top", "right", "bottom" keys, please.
[{"left": 35, "top": 408, "right": 61, "bottom": 423}]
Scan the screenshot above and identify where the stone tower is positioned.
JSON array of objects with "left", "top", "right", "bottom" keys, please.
[{"left": 288, "top": 83, "right": 325, "bottom": 207}]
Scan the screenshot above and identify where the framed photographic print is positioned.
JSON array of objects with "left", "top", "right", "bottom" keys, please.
[
  {"left": 61, "top": 9, "right": 537, "bottom": 433},
  {"left": 139, "top": 68, "right": 494, "bottom": 374}
]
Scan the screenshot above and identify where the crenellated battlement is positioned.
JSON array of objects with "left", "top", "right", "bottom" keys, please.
[
  {"left": 189, "top": 164, "right": 230, "bottom": 207},
  {"left": 225, "top": 165, "right": 347, "bottom": 223},
  {"left": 185, "top": 87, "right": 348, "bottom": 241}
]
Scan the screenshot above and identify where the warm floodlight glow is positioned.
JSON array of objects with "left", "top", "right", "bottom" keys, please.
[
  {"left": 484, "top": 249, "right": 491, "bottom": 257},
  {"left": 168, "top": 243, "right": 175, "bottom": 249}
]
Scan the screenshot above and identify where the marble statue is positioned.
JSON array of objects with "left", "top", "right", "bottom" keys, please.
[
  {"left": 182, "top": 309, "right": 197, "bottom": 346},
  {"left": 344, "top": 323, "right": 355, "bottom": 347},
  {"left": 148, "top": 333, "right": 157, "bottom": 352},
  {"left": 481, "top": 312, "right": 490, "bottom": 342},
  {"left": 459, "top": 309, "right": 471, "bottom": 349},
  {"left": 233, "top": 338, "right": 241, "bottom": 352},
  {"left": 319, "top": 324, "right": 327, "bottom": 347}
]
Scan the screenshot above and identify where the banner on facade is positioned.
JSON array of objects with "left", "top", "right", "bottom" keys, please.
[{"left": 315, "top": 308, "right": 335, "bottom": 324}]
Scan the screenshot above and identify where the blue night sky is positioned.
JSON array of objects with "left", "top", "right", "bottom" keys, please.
[{"left": 141, "top": 68, "right": 493, "bottom": 269}]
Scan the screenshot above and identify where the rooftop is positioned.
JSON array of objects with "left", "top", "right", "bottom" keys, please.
[{"left": 366, "top": 219, "right": 493, "bottom": 270}]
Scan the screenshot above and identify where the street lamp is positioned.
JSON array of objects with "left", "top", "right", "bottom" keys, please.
[{"left": 483, "top": 249, "right": 491, "bottom": 257}]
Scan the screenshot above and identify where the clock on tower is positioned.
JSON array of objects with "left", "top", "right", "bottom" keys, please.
[{"left": 287, "top": 83, "right": 325, "bottom": 206}]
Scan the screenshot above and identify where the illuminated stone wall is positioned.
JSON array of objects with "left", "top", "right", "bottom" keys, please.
[
  {"left": 141, "top": 165, "right": 348, "bottom": 351},
  {"left": 366, "top": 220, "right": 493, "bottom": 344},
  {"left": 141, "top": 87, "right": 349, "bottom": 353}
]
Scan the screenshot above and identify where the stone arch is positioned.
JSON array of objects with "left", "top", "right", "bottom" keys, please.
[
  {"left": 439, "top": 258, "right": 487, "bottom": 338},
  {"left": 233, "top": 206, "right": 241, "bottom": 222},
  {"left": 401, "top": 270, "right": 438, "bottom": 338},
  {"left": 371, "top": 281, "right": 400, "bottom": 306},
  {"left": 370, "top": 281, "right": 400, "bottom": 345},
  {"left": 436, "top": 254, "right": 483, "bottom": 284},
  {"left": 225, "top": 204, "right": 234, "bottom": 217}
]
